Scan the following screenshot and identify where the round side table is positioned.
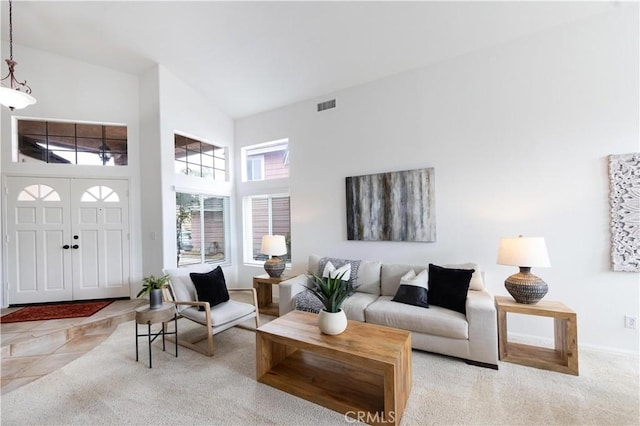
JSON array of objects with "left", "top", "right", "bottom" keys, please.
[{"left": 135, "top": 302, "right": 178, "bottom": 368}]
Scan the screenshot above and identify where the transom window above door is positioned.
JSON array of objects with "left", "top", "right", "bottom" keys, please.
[{"left": 16, "top": 119, "right": 128, "bottom": 166}]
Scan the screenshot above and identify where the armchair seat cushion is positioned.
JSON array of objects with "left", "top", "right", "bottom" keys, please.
[
  {"left": 365, "top": 296, "right": 469, "bottom": 339},
  {"left": 181, "top": 300, "right": 256, "bottom": 328}
]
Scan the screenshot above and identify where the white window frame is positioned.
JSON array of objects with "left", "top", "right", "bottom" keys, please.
[
  {"left": 246, "top": 155, "right": 264, "bottom": 181},
  {"left": 176, "top": 189, "right": 231, "bottom": 267},
  {"left": 240, "top": 138, "right": 289, "bottom": 182},
  {"left": 242, "top": 193, "right": 290, "bottom": 266},
  {"left": 174, "top": 132, "right": 228, "bottom": 182}
]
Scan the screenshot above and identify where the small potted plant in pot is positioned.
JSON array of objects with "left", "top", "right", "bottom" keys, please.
[
  {"left": 306, "top": 271, "right": 352, "bottom": 335},
  {"left": 137, "top": 274, "right": 170, "bottom": 309}
]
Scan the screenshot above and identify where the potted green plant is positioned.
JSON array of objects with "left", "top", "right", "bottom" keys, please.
[
  {"left": 137, "top": 274, "right": 170, "bottom": 309},
  {"left": 306, "top": 272, "right": 351, "bottom": 335}
]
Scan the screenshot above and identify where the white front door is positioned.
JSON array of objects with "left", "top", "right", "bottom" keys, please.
[
  {"left": 70, "top": 179, "right": 130, "bottom": 300},
  {"left": 5, "top": 177, "right": 130, "bottom": 304},
  {"left": 6, "top": 177, "right": 73, "bottom": 304}
]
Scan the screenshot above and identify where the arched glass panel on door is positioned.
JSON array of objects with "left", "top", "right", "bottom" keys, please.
[
  {"left": 17, "top": 184, "right": 61, "bottom": 202},
  {"left": 81, "top": 186, "right": 120, "bottom": 203}
]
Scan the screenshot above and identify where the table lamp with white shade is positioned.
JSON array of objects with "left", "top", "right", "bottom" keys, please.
[
  {"left": 260, "top": 235, "right": 287, "bottom": 278},
  {"left": 497, "top": 236, "right": 551, "bottom": 304}
]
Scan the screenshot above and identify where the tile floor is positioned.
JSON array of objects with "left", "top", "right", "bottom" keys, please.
[{"left": 0, "top": 299, "right": 145, "bottom": 395}]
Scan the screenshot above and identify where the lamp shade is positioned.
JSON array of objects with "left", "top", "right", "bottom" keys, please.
[
  {"left": 260, "top": 235, "right": 287, "bottom": 256},
  {"left": 497, "top": 236, "right": 550, "bottom": 268},
  {"left": 0, "top": 86, "right": 36, "bottom": 110}
]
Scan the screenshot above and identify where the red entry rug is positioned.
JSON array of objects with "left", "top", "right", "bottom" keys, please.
[{"left": 1, "top": 300, "right": 113, "bottom": 323}]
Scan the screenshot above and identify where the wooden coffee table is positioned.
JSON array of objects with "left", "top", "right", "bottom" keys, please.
[{"left": 256, "top": 310, "right": 412, "bottom": 426}]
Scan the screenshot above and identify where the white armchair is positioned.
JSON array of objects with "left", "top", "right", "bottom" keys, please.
[{"left": 163, "top": 264, "right": 259, "bottom": 357}]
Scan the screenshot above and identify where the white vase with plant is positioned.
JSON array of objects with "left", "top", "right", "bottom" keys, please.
[{"left": 307, "top": 272, "right": 351, "bottom": 335}]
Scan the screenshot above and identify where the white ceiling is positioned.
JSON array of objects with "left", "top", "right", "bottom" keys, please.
[{"left": 2, "top": 1, "right": 616, "bottom": 119}]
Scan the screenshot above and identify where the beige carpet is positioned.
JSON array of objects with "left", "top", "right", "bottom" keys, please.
[{"left": 1, "top": 318, "right": 638, "bottom": 426}]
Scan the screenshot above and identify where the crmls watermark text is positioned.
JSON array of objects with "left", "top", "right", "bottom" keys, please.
[{"left": 344, "top": 411, "right": 396, "bottom": 424}]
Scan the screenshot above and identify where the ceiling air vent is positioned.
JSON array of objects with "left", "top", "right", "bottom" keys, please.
[{"left": 317, "top": 99, "right": 336, "bottom": 112}]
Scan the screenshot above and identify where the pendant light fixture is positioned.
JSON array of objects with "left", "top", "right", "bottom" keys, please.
[{"left": 0, "top": 0, "right": 36, "bottom": 110}]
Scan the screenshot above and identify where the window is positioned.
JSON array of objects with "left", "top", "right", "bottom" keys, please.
[
  {"left": 176, "top": 192, "right": 229, "bottom": 267},
  {"left": 81, "top": 186, "right": 120, "bottom": 203},
  {"left": 241, "top": 139, "right": 289, "bottom": 182},
  {"left": 247, "top": 156, "right": 264, "bottom": 181},
  {"left": 174, "top": 134, "right": 226, "bottom": 181},
  {"left": 243, "top": 194, "right": 291, "bottom": 264},
  {"left": 17, "top": 119, "right": 128, "bottom": 166},
  {"left": 17, "top": 184, "right": 60, "bottom": 201}
]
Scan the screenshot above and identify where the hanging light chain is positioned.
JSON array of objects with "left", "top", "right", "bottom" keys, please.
[
  {"left": 8, "top": 0, "right": 13, "bottom": 60},
  {"left": 1, "top": 0, "right": 33, "bottom": 95}
]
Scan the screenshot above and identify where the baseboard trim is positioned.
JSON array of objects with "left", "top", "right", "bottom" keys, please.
[{"left": 465, "top": 359, "right": 499, "bottom": 370}]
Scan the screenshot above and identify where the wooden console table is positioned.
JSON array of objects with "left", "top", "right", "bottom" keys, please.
[
  {"left": 495, "top": 296, "right": 578, "bottom": 375},
  {"left": 256, "top": 310, "right": 412, "bottom": 426},
  {"left": 253, "top": 274, "right": 289, "bottom": 316}
]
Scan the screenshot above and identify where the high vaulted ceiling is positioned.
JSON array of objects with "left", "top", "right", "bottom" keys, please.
[{"left": 1, "top": 1, "right": 616, "bottom": 118}]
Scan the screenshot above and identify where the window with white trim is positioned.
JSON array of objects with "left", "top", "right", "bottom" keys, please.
[
  {"left": 174, "top": 134, "right": 226, "bottom": 181},
  {"left": 243, "top": 194, "right": 291, "bottom": 264},
  {"left": 16, "top": 119, "right": 128, "bottom": 166},
  {"left": 241, "top": 139, "right": 289, "bottom": 182},
  {"left": 176, "top": 192, "right": 229, "bottom": 267}
]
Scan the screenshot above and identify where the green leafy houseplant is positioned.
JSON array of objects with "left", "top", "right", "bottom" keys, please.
[
  {"left": 306, "top": 272, "right": 352, "bottom": 313},
  {"left": 136, "top": 274, "right": 170, "bottom": 298}
]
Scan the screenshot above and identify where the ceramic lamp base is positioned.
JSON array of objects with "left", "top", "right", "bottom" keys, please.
[
  {"left": 264, "top": 256, "right": 285, "bottom": 278},
  {"left": 504, "top": 267, "right": 548, "bottom": 304}
]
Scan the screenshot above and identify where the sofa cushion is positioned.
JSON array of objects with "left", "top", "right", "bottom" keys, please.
[
  {"left": 428, "top": 264, "right": 474, "bottom": 315},
  {"left": 342, "top": 292, "right": 379, "bottom": 322},
  {"left": 354, "top": 260, "right": 382, "bottom": 295},
  {"left": 365, "top": 296, "right": 468, "bottom": 339},
  {"left": 445, "top": 262, "right": 485, "bottom": 291},
  {"left": 391, "top": 269, "right": 429, "bottom": 308},
  {"left": 381, "top": 263, "right": 429, "bottom": 296}
]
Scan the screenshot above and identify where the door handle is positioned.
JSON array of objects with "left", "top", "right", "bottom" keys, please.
[
  {"left": 62, "top": 245, "right": 70, "bottom": 250},
  {"left": 72, "top": 245, "right": 79, "bottom": 249}
]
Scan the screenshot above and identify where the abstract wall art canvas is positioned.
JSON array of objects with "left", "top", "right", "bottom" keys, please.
[
  {"left": 609, "top": 153, "right": 640, "bottom": 272},
  {"left": 346, "top": 168, "right": 435, "bottom": 242}
]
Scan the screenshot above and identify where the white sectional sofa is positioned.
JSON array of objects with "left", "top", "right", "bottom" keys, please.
[{"left": 279, "top": 255, "right": 499, "bottom": 368}]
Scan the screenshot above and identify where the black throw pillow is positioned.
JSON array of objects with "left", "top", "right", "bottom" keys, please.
[
  {"left": 392, "top": 270, "right": 429, "bottom": 308},
  {"left": 392, "top": 285, "right": 429, "bottom": 308},
  {"left": 190, "top": 266, "right": 230, "bottom": 311},
  {"left": 427, "top": 264, "right": 474, "bottom": 315}
]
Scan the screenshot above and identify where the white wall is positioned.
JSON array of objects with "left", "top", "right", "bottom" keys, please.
[
  {"left": 0, "top": 44, "right": 142, "bottom": 306},
  {"left": 138, "top": 66, "right": 163, "bottom": 279},
  {"left": 235, "top": 6, "right": 639, "bottom": 353},
  {"left": 154, "top": 66, "right": 236, "bottom": 280}
]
